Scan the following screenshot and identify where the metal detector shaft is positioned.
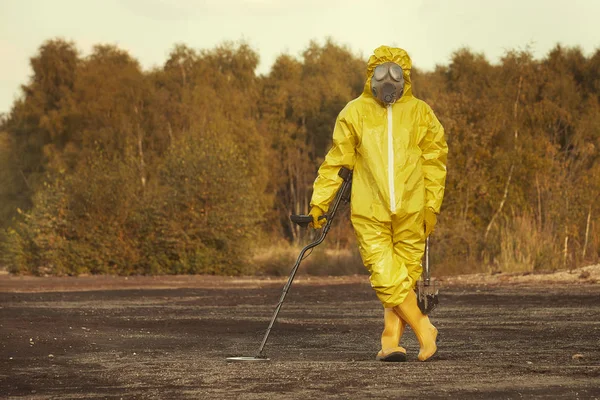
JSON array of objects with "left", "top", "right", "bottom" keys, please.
[
  {"left": 416, "top": 236, "right": 439, "bottom": 315},
  {"left": 255, "top": 168, "right": 352, "bottom": 358},
  {"left": 424, "top": 236, "right": 430, "bottom": 285}
]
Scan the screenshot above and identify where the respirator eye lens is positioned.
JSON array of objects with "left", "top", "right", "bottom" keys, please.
[
  {"left": 389, "top": 64, "right": 403, "bottom": 82},
  {"left": 373, "top": 64, "right": 388, "bottom": 81}
]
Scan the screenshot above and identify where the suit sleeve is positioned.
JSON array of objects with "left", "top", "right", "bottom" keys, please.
[
  {"left": 310, "top": 110, "right": 358, "bottom": 213},
  {"left": 420, "top": 106, "right": 448, "bottom": 214}
]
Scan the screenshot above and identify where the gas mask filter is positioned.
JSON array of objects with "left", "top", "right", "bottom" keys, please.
[{"left": 370, "top": 62, "right": 405, "bottom": 106}]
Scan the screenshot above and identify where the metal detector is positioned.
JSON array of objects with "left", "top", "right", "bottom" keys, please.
[
  {"left": 416, "top": 237, "right": 439, "bottom": 315},
  {"left": 226, "top": 167, "right": 352, "bottom": 362}
]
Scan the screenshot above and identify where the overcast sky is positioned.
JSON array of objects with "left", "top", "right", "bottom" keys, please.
[{"left": 1, "top": 0, "right": 598, "bottom": 114}]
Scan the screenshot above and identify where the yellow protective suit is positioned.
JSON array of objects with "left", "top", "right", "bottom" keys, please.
[{"left": 310, "top": 46, "right": 448, "bottom": 308}]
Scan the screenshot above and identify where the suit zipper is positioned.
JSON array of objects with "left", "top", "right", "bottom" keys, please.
[{"left": 387, "top": 105, "right": 396, "bottom": 213}]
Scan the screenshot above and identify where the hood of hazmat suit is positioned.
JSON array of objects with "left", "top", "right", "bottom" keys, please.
[{"left": 310, "top": 46, "right": 448, "bottom": 308}]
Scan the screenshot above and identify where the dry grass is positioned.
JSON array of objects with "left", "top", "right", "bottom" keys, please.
[
  {"left": 252, "top": 244, "right": 366, "bottom": 277},
  {"left": 496, "top": 213, "right": 562, "bottom": 273}
]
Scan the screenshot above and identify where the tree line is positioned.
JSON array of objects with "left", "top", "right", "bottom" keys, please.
[{"left": 0, "top": 38, "right": 598, "bottom": 275}]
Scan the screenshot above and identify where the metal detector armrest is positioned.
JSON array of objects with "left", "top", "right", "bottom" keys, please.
[{"left": 338, "top": 166, "right": 351, "bottom": 180}]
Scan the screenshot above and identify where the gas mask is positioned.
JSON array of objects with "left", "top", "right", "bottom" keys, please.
[{"left": 370, "top": 62, "right": 405, "bottom": 106}]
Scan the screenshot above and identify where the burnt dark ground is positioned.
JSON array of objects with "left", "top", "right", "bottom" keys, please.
[{"left": 0, "top": 277, "right": 599, "bottom": 399}]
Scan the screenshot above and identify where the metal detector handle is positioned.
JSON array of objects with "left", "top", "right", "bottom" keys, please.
[
  {"left": 289, "top": 166, "right": 353, "bottom": 229},
  {"left": 290, "top": 215, "right": 325, "bottom": 228},
  {"left": 314, "top": 167, "right": 352, "bottom": 235}
]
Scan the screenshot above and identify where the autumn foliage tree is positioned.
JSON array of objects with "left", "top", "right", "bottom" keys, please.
[{"left": 0, "top": 38, "right": 598, "bottom": 276}]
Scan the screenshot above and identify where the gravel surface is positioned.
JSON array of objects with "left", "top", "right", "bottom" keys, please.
[{"left": 0, "top": 274, "right": 599, "bottom": 399}]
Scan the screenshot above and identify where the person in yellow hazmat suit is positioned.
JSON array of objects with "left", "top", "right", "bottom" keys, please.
[{"left": 309, "top": 45, "right": 448, "bottom": 362}]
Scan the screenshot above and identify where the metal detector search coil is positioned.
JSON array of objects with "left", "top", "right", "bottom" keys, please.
[{"left": 226, "top": 356, "right": 270, "bottom": 362}]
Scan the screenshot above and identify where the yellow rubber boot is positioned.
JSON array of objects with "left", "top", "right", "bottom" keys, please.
[
  {"left": 375, "top": 307, "right": 407, "bottom": 362},
  {"left": 394, "top": 290, "right": 438, "bottom": 361}
]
